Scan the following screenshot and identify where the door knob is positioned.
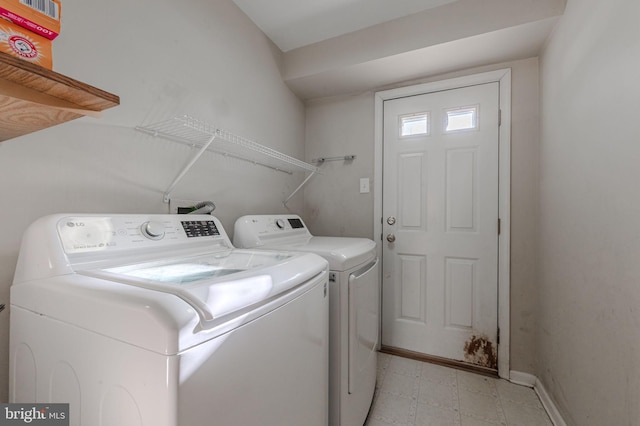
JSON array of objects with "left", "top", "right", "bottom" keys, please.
[
  {"left": 386, "top": 234, "right": 396, "bottom": 243},
  {"left": 387, "top": 216, "right": 396, "bottom": 225}
]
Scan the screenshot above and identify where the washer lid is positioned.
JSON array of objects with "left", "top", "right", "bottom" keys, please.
[
  {"left": 82, "top": 249, "right": 327, "bottom": 326},
  {"left": 267, "top": 236, "right": 376, "bottom": 271}
]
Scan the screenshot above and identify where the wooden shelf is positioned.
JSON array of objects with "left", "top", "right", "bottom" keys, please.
[{"left": 0, "top": 51, "right": 120, "bottom": 142}]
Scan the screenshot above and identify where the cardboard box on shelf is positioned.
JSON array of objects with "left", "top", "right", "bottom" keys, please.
[
  {"left": 0, "top": 0, "right": 61, "bottom": 40},
  {"left": 0, "top": 19, "right": 51, "bottom": 69}
]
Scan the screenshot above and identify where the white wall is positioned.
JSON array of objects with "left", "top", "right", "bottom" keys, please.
[
  {"left": 304, "top": 94, "right": 375, "bottom": 237},
  {"left": 538, "top": 0, "right": 640, "bottom": 424},
  {"left": 0, "top": 0, "right": 306, "bottom": 401},
  {"left": 304, "top": 57, "right": 541, "bottom": 374}
]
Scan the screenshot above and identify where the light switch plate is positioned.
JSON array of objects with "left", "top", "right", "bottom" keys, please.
[{"left": 360, "top": 178, "right": 370, "bottom": 193}]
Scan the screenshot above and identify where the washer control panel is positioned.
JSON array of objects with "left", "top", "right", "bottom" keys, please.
[
  {"left": 181, "top": 220, "right": 220, "bottom": 238},
  {"left": 57, "top": 215, "right": 228, "bottom": 255}
]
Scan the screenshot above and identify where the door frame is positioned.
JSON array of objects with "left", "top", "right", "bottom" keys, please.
[{"left": 374, "top": 68, "right": 511, "bottom": 379}]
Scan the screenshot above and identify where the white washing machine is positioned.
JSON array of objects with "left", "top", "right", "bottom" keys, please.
[
  {"left": 234, "top": 214, "right": 379, "bottom": 426},
  {"left": 10, "top": 214, "right": 329, "bottom": 426}
]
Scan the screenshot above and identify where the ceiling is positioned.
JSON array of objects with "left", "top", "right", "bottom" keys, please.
[
  {"left": 231, "top": 0, "right": 460, "bottom": 52},
  {"left": 232, "top": 0, "right": 566, "bottom": 99}
]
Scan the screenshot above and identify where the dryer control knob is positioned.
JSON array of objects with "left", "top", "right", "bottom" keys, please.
[
  {"left": 275, "top": 219, "right": 285, "bottom": 229},
  {"left": 141, "top": 221, "right": 165, "bottom": 240}
]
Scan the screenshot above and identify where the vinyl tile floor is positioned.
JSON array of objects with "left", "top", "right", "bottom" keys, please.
[{"left": 365, "top": 353, "right": 553, "bottom": 426}]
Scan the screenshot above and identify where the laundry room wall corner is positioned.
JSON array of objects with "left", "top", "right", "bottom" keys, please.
[
  {"left": 304, "top": 94, "right": 376, "bottom": 239},
  {"left": 0, "top": 0, "right": 306, "bottom": 402},
  {"left": 538, "top": 0, "right": 640, "bottom": 422}
]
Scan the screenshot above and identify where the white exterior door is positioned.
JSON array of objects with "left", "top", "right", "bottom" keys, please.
[{"left": 381, "top": 82, "right": 500, "bottom": 369}]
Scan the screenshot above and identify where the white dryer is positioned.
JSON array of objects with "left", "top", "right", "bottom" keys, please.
[
  {"left": 234, "top": 214, "right": 379, "bottom": 426},
  {"left": 10, "top": 214, "right": 329, "bottom": 426}
]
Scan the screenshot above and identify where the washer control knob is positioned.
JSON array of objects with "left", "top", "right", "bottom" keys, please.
[
  {"left": 141, "top": 221, "right": 165, "bottom": 240},
  {"left": 275, "top": 219, "right": 286, "bottom": 229}
]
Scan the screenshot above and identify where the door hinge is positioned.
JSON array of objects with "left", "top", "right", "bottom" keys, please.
[
  {"left": 497, "top": 328, "right": 500, "bottom": 345},
  {"left": 498, "top": 218, "right": 501, "bottom": 235},
  {"left": 498, "top": 109, "right": 502, "bottom": 126}
]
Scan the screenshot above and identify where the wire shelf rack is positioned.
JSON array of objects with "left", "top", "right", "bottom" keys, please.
[{"left": 135, "top": 115, "right": 320, "bottom": 204}]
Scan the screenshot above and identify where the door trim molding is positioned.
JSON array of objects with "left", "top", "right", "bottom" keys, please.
[{"left": 374, "top": 68, "right": 512, "bottom": 378}]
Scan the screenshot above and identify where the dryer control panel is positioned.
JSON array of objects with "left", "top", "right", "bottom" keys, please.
[{"left": 233, "top": 214, "right": 312, "bottom": 248}]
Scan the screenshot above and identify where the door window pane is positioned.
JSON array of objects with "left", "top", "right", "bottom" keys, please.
[
  {"left": 445, "top": 106, "right": 478, "bottom": 132},
  {"left": 400, "top": 112, "right": 430, "bottom": 137}
]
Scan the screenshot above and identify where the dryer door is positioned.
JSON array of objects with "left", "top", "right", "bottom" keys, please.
[{"left": 348, "top": 258, "right": 380, "bottom": 394}]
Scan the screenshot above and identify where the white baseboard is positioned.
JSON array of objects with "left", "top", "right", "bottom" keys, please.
[
  {"left": 509, "top": 371, "right": 567, "bottom": 426},
  {"left": 509, "top": 370, "right": 536, "bottom": 387},
  {"left": 534, "top": 377, "right": 568, "bottom": 426}
]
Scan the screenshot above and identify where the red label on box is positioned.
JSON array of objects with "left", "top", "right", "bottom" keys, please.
[
  {"left": 0, "top": 7, "right": 58, "bottom": 39},
  {"left": 0, "top": 0, "right": 60, "bottom": 40}
]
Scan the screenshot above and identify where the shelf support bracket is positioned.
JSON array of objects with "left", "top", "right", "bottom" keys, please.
[
  {"left": 162, "top": 134, "right": 217, "bottom": 203},
  {"left": 137, "top": 115, "right": 321, "bottom": 204},
  {"left": 313, "top": 155, "right": 356, "bottom": 163},
  {"left": 283, "top": 171, "right": 317, "bottom": 206}
]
